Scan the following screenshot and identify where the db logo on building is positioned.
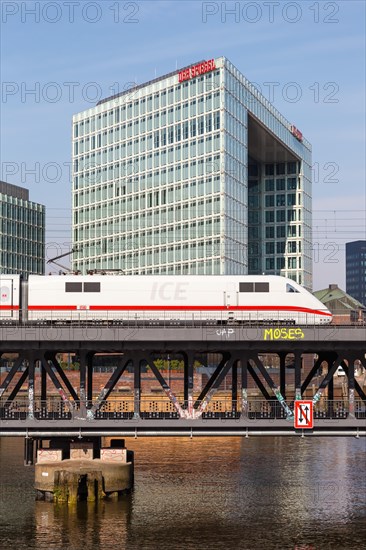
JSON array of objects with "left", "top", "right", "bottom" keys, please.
[{"left": 294, "top": 401, "right": 314, "bottom": 429}]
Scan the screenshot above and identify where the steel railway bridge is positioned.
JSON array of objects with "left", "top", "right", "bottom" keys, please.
[{"left": 0, "top": 324, "right": 365, "bottom": 441}]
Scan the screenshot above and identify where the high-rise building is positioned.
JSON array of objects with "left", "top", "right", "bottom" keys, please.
[
  {"left": 346, "top": 240, "right": 366, "bottom": 306},
  {"left": 72, "top": 57, "right": 312, "bottom": 288},
  {"left": 0, "top": 181, "right": 45, "bottom": 275}
]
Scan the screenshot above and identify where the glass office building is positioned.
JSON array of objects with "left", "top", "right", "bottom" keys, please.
[
  {"left": 0, "top": 181, "right": 45, "bottom": 275},
  {"left": 346, "top": 240, "right": 366, "bottom": 306},
  {"left": 72, "top": 57, "right": 312, "bottom": 288}
]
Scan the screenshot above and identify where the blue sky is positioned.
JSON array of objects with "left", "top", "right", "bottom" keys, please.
[{"left": 1, "top": 0, "right": 365, "bottom": 289}]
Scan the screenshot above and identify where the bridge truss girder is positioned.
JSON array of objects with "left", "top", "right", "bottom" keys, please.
[{"left": 1, "top": 344, "right": 365, "bottom": 426}]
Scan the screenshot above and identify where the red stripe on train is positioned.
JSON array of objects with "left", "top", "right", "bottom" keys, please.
[{"left": 27, "top": 305, "right": 332, "bottom": 317}]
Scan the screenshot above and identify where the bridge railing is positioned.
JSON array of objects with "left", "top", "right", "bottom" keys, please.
[
  {"left": 0, "top": 397, "right": 73, "bottom": 420},
  {"left": 3, "top": 308, "right": 350, "bottom": 327},
  {"left": 1, "top": 397, "right": 365, "bottom": 421}
]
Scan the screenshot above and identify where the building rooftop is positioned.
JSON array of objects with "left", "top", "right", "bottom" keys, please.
[
  {"left": 314, "top": 284, "right": 365, "bottom": 311},
  {"left": 0, "top": 181, "right": 29, "bottom": 201},
  {"left": 96, "top": 60, "right": 205, "bottom": 106},
  {"left": 346, "top": 240, "right": 366, "bottom": 253}
]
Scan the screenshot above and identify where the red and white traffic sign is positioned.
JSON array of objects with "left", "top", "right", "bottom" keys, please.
[{"left": 294, "top": 400, "right": 314, "bottom": 429}]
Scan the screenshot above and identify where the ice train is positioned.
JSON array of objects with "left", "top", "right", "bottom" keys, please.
[{"left": 0, "top": 274, "right": 332, "bottom": 325}]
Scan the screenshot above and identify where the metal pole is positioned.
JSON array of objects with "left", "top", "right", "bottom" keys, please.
[
  {"left": 79, "top": 351, "right": 87, "bottom": 414},
  {"left": 87, "top": 354, "right": 93, "bottom": 405},
  {"left": 279, "top": 352, "right": 286, "bottom": 399},
  {"left": 2, "top": 430, "right": 364, "bottom": 438},
  {"left": 294, "top": 352, "right": 302, "bottom": 401},
  {"left": 241, "top": 354, "right": 248, "bottom": 417},
  {"left": 28, "top": 353, "right": 35, "bottom": 420},
  {"left": 41, "top": 360, "right": 47, "bottom": 402},
  {"left": 24, "top": 437, "right": 34, "bottom": 466},
  {"left": 167, "top": 354, "right": 170, "bottom": 387},
  {"left": 183, "top": 352, "right": 194, "bottom": 416},
  {"left": 133, "top": 358, "right": 141, "bottom": 418},
  {"left": 328, "top": 365, "right": 334, "bottom": 417},
  {"left": 347, "top": 354, "right": 355, "bottom": 418},
  {"left": 232, "top": 361, "right": 238, "bottom": 412}
]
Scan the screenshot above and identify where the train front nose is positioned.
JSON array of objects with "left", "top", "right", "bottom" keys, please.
[{"left": 322, "top": 307, "right": 333, "bottom": 324}]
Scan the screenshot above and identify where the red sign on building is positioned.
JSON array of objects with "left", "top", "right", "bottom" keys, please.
[
  {"left": 178, "top": 59, "right": 216, "bottom": 83},
  {"left": 290, "top": 125, "right": 303, "bottom": 142},
  {"left": 294, "top": 400, "right": 314, "bottom": 429}
]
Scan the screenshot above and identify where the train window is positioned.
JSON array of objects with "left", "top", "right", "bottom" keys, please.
[
  {"left": 239, "top": 282, "right": 254, "bottom": 292},
  {"left": 240, "top": 282, "right": 270, "bottom": 292},
  {"left": 286, "top": 283, "right": 299, "bottom": 293},
  {"left": 84, "top": 282, "right": 101, "bottom": 293},
  {"left": 254, "top": 283, "right": 269, "bottom": 292},
  {"left": 65, "top": 282, "right": 82, "bottom": 293}
]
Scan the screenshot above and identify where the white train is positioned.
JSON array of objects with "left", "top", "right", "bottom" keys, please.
[{"left": 0, "top": 274, "right": 332, "bottom": 325}]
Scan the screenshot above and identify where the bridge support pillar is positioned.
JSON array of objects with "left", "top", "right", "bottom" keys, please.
[
  {"left": 328, "top": 364, "right": 334, "bottom": 417},
  {"left": 183, "top": 352, "right": 194, "bottom": 416},
  {"left": 24, "top": 437, "right": 34, "bottom": 466},
  {"left": 294, "top": 352, "right": 302, "bottom": 401},
  {"left": 28, "top": 353, "right": 35, "bottom": 420},
  {"left": 347, "top": 354, "right": 356, "bottom": 417},
  {"left": 240, "top": 355, "right": 248, "bottom": 415},
  {"left": 34, "top": 438, "right": 133, "bottom": 502},
  {"left": 232, "top": 361, "right": 238, "bottom": 412},
  {"left": 87, "top": 354, "right": 93, "bottom": 406},
  {"left": 79, "top": 351, "right": 89, "bottom": 414},
  {"left": 279, "top": 352, "right": 287, "bottom": 400},
  {"left": 133, "top": 358, "right": 141, "bottom": 418},
  {"left": 41, "top": 361, "right": 47, "bottom": 402}
]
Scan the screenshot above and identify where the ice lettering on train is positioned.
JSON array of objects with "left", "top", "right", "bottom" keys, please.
[{"left": 150, "top": 282, "right": 189, "bottom": 301}]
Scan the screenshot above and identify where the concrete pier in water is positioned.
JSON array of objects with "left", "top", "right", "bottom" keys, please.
[{"left": 34, "top": 438, "right": 133, "bottom": 503}]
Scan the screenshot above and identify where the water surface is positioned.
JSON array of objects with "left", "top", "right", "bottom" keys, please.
[{"left": 0, "top": 436, "right": 365, "bottom": 549}]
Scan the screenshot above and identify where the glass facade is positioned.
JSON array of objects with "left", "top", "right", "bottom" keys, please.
[
  {"left": 72, "top": 57, "right": 312, "bottom": 288},
  {"left": 346, "top": 240, "right": 366, "bottom": 306},
  {"left": 0, "top": 181, "right": 45, "bottom": 275}
]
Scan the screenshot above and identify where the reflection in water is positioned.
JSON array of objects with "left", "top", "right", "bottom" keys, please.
[
  {"left": 0, "top": 436, "right": 365, "bottom": 549},
  {"left": 34, "top": 499, "right": 131, "bottom": 549}
]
